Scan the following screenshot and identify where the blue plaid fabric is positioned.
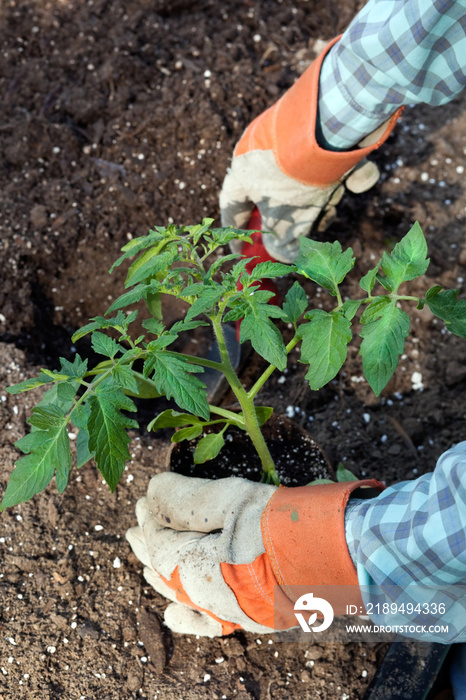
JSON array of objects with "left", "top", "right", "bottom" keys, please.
[
  {"left": 318, "top": 0, "right": 466, "bottom": 149},
  {"left": 345, "top": 441, "right": 466, "bottom": 643}
]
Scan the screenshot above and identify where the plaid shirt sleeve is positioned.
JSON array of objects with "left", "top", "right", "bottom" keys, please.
[
  {"left": 318, "top": 0, "right": 466, "bottom": 149},
  {"left": 344, "top": 442, "right": 466, "bottom": 643}
]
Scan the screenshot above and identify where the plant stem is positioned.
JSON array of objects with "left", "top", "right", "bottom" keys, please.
[
  {"left": 164, "top": 351, "right": 224, "bottom": 372},
  {"left": 211, "top": 316, "right": 280, "bottom": 485},
  {"left": 209, "top": 405, "right": 245, "bottom": 428},
  {"left": 248, "top": 336, "right": 300, "bottom": 400}
]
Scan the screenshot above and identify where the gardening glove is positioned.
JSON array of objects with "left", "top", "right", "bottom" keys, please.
[
  {"left": 220, "top": 36, "right": 402, "bottom": 263},
  {"left": 126, "top": 472, "right": 383, "bottom": 637}
]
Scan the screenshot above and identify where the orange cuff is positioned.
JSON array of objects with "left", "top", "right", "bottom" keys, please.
[
  {"left": 235, "top": 37, "right": 402, "bottom": 187},
  {"left": 261, "top": 480, "right": 385, "bottom": 612},
  {"left": 222, "top": 480, "right": 385, "bottom": 629}
]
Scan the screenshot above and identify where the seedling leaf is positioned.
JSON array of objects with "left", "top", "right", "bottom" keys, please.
[
  {"left": 254, "top": 406, "right": 274, "bottom": 426},
  {"left": 72, "top": 312, "right": 131, "bottom": 343},
  {"left": 145, "top": 353, "right": 210, "bottom": 420},
  {"left": 194, "top": 432, "right": 225, "bottom": 464},
  {"left": 107, "top": 284, "right": 151, "bottom": 313},
  {"left": 59, "top": 355, "right": 88, "bottom": 378},
  {"left": 360, "top": 264, "right": 380, "bottom": 294},
  {"left": 185, "top": 286, "right": 225, "bottom": 322},
  {"left": 336, "top": 463, "right": 359, "bottom": 482},
  {"left": 91, "top": 332, "right": 122, "bottom": 359},
  {"left": 171, "top": 424, "right": 204, "bottom": 442},
  {"left": 341, "top": 299, "right": 361, "bottom": 321},
  {"left": 87, "top": 384, "right": 138, "bottom": 492},
  {"left": 360, "top": 300, "right": 410, "bottom": 395},
  {"left": 282, "top": 282, "right": 308, "bottom": 325},
  {"left": 112, "top": 364, "right": 140, "bottom": 394},
  {"left": 1, "top": 422, "right": 71, "bottom": 510},
  {"left": 148, "top": 409, "right": 202, "bottom": 431},
  {"left": 377, "top": 221, "right": 429, "bottom": 292},
  {"left": 239, "top": 294, "right": 287, "bottom": 369},
  {"left": 425, "top": 288, "right": 466, "bottom": 338},
  {"left": 299, "top": 310, "right": 352, "bottom": 390},
  {"left": 295, "top": 238, "right": 355, "bottom": 295},
  {"left": 250, "top": 261, "right": 293, "bottom": 280},
  {"left": 7, "top": 372, "right": 56, "bottom": 394},
  {"left": 126, "top": 249, "right": 176, "bottom": 288}
]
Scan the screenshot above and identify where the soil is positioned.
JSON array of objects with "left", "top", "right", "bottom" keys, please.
[
  {"left": 1, "top": 0, "right": 466, "bottom": 698},
  {"left": 169, "top": 414, "right": 335, "bottom": 485}
]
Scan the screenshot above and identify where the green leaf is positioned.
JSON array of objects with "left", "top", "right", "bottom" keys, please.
[
  {"left": 148, "top": 409, "right": 202, "bottom": 431},
  {"left": 341, "top": 299, "right": 361, "bottom": 321},
  {"left": 254, "top": 406, "right": 274, "bottom": 426},
  {"left": 250, "top": 261, "right": 294, "bottom": 280},
  {"left": 76, "top": 427, "right": 94, "bottom": 469},
  {"left": 107, "top": 284, "right": 150, "bottom": 313},
  {"left": 336, "top": 463, "right": 358, "bottom": 482},
  {"left": 145, "top": 290, "right": 162, "bottom": 320},
  {"left": 425, "top": 288, "right": 466, "bottom": 338},
  {"left": 359, "top": 300, "right": 410, "bottom": 396},
  {"left": 71, "top": 405, "right": 94, "bottom": 468},
  {"left": 59, "top": 355, "right": 88, "bottom": 378},
  {"left": 171, "top": 424, "right": 204, "bottom": 442},
  {"left": 360, "top": 296, "right": 392, "bottom": 325},
  {"left": 239, "top": 295, "right": 287, "bottom": 370},
  {"left": 109, "top": 230, "right": 166, "bottom": 272},
  {"left": 359, "top": 264, "right": 380, "bottom": 294},
  {"left": 182, "top": 282, "right": 207, "bottom": 297},
  {"left": 126, "top": 249, "right": 177, "bottom": 288},
  {"left": 141, "top": 317, "right": 165, "bottom": 336},
  {"left": 91, "top": 332, "right": 122, "bottom": 359},
  {"left": 145, "top": 353, "right": 210, "bottom": 420},
  {"left": 6, "top": 372, "right": 56, "bottom": 394},
  {"left": 185, "top": 286, "right": 224, "bottom": 322},
  {"left": 72, "top": 312, "right": 129, "bottom": 343},
  {"left": 281, "top": 282, "right": 308, "bottom": 325},
  {"left": 425, "top": 285, "right": 444, "bottom": 300},
  {"left": 187, "top": 218, "right": 215, "bottom": 245},
  {"left": 1, "top": 422, "right": 71, "bottom": 510},
  {"left": 6, "top": 359, "right": 85, "bottom": 395},
  {"left": 206, "top": 253, "right": 241, "bottom": 281},
  {"left": 377, "top": 221, "right": 429, "bottom": 292},
  {"left": 298, "top": 310, "right": 352, "bottom": 390},
  {"left": 295, "top": 238, "right": 355, "bottom": 296},
  {"left": 40, "top": 369, "right": 70, "bottom": 382},
  {"left": 112, "top": 364, "right": 140, "bottom": 394},
  {"left": 36, "top": 381, "right": 79, "bottom": 417},
  {"left": 120, "top": 373, "right": 162, "bottom": 399},
  {"left": 223, "top": 306, "right": 246, "bottom": 323},
  {"left": 28, "top": 404, "right": 67, "bottom": 430},
  {"left": 193, "top": 432, "right": 225, "bottom": 464},
  {"left": 209, "top": 227, "right": 253, "bottom": 248},
  {"left": 86, "top": 384, "right": 138, "bottom": 492}
]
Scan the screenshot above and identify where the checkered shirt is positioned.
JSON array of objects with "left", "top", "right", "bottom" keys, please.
[
  {"left": 318, "top": 0, "right": 466, "bottom": 148},
  {"left": 345, "top": 441, "right": 466, "bottom": 642}
]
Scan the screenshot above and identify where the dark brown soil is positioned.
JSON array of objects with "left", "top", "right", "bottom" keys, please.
[{"left": 1, "top": 1, "right": 466, "bottom": 698}]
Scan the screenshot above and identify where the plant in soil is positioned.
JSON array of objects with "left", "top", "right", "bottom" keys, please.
[{"left": 3, "top": 219, "right": 466, "bottom": 510}]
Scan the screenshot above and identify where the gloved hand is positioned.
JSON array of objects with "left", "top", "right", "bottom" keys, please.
[
  {"left": 219, "top": 37, "right": 402, "bottom": 263},
  {"left": 126, "top": 472, "right": 383, "bottom": 637}
]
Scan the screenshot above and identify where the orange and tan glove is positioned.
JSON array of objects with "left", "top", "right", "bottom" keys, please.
[
  {"left": 126, "top": 472, "right": 383, "bottom": 637},
  {"left": 219, "top": 37, "right": 402, "bottom": 263}
]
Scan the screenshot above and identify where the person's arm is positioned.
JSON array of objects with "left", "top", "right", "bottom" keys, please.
[{"left": 345, "top": 442, "right": 466, "bottom": 643}]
